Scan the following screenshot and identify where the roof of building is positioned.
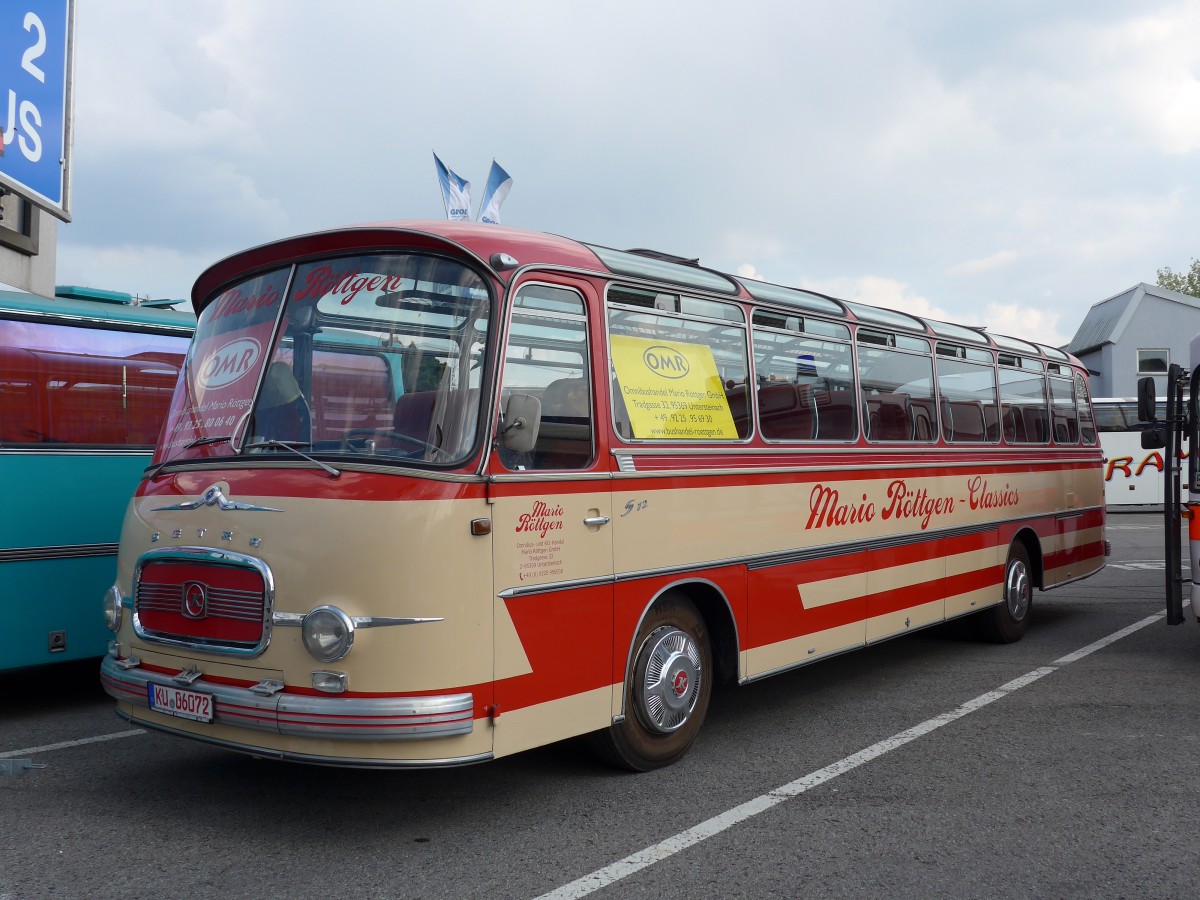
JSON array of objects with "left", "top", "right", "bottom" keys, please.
[{"left": 1067, "top": 282, "right": 1200, "bottom": 355}]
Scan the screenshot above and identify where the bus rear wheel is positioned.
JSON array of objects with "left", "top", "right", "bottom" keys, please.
[
  {"left": 977, "top": 542, "right": 1033, "bottom": 643},
  {"left": 591, "top": 593, "right": 712, "bottom": 772}
]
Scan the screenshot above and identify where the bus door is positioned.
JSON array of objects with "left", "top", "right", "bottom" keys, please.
[{"left": 487, "top": 281, "right": 613, "bottom": 757}]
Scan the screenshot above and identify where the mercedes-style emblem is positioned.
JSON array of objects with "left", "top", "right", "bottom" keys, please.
[
  {"left": 154, "top": 484, "right": 282, "bottom": 513},
  {"left": 182, "top": 581, "right": 208, "bottom": 619}
]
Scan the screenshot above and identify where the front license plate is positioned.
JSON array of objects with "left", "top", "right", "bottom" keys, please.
[{"left": 147, "top": 683, "right": 214, "bottom": 723}]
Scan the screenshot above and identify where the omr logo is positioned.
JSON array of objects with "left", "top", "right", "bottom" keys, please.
[
  {"left": 197, "top": 338, "right": 261, "bottom": 389},
  {"left": 643, "top": 346, "right": 690, "bottom": 379}
]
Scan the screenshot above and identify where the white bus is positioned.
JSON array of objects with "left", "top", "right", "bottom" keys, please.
[{"left": 1095, "top": 397, "right": 1186, "bottom": 507}]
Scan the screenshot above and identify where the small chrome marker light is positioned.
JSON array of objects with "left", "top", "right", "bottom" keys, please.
[
  {"left": 103, "top": 585, "right": 123, "bottom": 633},
  {"left": 311, "top": 671, "right": 349, "bottom": 694},
  {"left": 302, "top": 606, "right": 355, "bottom": 663}
]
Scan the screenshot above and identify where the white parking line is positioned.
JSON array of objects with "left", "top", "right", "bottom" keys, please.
[
  {"left": 0, "top": 728, "right": 145, "bottom": 760},
  {"left": 536, "top": 611, "right": 1166, "bottom": 900}
]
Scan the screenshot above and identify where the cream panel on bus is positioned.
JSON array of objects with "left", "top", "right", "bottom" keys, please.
[
  {"left": 745, "top": 621, "right": 866, "bottom": 678},
  {"left": 944, "top": 543, "right": 1005, "bottom": 618},
  {"left": 488, "top": 486, "right": 614, "bottom": 743},
  {"left": 865, "top": 554, "right": 946, "bottom": 643},
  {"left": 120, "top": 489, "right": 497, "bottom": 695},
  {"left": 612, "top": 467, "right": 1094, "bottom": 577},
  {"left": 492, "top": 686, "right": 613, "bottom": 758}
]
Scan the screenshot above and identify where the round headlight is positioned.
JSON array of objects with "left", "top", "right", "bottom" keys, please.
[
  {"left": 302, "top": 606, "right": 355, "bottom": 662},
  {"left": 103, "top": 585, "right": 123, "bottom": 633}
]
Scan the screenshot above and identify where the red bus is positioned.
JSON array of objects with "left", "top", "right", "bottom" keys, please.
[{"left": 100, "top": 221, "right": 1107, "bottom": 770}]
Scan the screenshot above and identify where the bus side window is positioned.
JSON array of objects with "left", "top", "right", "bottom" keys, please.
[
  {"left": 498, "top": 283, "right": 593, "bottom": 471},
  {"left": 1049, "top": 376, "right": 1079, "bottom": 444},
  {"left": 998, "top": 362, "right": 1048, "bottom": 444},
  {"left": 1076, "top": 374, "right": 1098, "bottom": 445},
  {"left": 935, "top": 353, "right": 998, "bottom": 444},
  {"left": 0, "top": 320, "right": 188, "bottom": 447}
]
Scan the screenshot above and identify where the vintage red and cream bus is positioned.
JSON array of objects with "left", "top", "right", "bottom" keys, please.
[{"left": 100, "top": 221, "right": 1108, "bottom": 770}]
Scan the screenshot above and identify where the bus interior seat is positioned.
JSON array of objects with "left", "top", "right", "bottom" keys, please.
[
  {"left": 910, "top": 398, "right": 936, "bottom": 441},
  {"left": 758, "top": 383, "right": 817, "bottom": 440},
  {"left": 1022, "top": 406, "right": 1048, "bottom": 442},
  {"left": 725, "top": 383, "right": 750, "bottom": 436},
  {"left": 393, "top": 390, "right": 440, "bottom": 445},
  {"left": 1001, "top": 404, "right": 1026, "bottom": 443},
  {"left": 943, "top": 399, "right": 986, "bottom": 442},
  {"left": 393, "top": 388, "right": 481, "bottom": 454},
  {"left": 814, "top": 389, "right": 856, "bottom": 440},
  {"left": 867, "top": 393, "right": 912, "bottom": 441},
  {"left": 612, "top": 377, "right": 631, "bottom": 439},
  {"left": 535, "top": 376, "right": 591, "bottom": 468},
  {"left": 252, "top": 362, "right": 311, "bottom": 443}
]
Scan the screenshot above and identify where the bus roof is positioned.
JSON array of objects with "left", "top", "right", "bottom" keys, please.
[
  {"left": 0, "top": 287, "right": 195, "bottom": 334},
  {"left": 188, "top": 220, "right": 1082, "bottom": 367}
]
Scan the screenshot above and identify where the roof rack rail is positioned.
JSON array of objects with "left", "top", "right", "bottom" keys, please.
[{"left": 624, "top": 248, "right": 700, "bottom": 267}]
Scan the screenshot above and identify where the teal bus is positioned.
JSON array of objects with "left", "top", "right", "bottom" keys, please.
[{"left": 1, "top": 286, "right": 194, "bottom": 671}]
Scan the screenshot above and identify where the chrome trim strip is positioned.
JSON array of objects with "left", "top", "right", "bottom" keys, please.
[
  {"left": 0, "top": 542, "right": 118, "bottom": 563},
  {"left": 271, "top": 613, "right": 444, "bottom": 628},
  {"left": 352, "top": 616, "right": 444, "bottom": 628},
  {"left": 497, "top": 574, "right": 615, "bottom": 599},
  {"left": 0, "top": 448, "right": 154, "bottom": 457},
  {"left": 132, "top": 546, "right": 276, "bottom": 658},
  {"left": 1042, "top": 561, "right": 1107, "bottom": 591},
  {"left": 101, "top": 655, "right": 474, "bottom": 741},
  {"left": 607, "top": 458, "right": 1103, "bottom": 479}
]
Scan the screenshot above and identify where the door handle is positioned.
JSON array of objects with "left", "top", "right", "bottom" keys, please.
[{"left": 583, "top": 516, "right": 611, "bottom": 527}]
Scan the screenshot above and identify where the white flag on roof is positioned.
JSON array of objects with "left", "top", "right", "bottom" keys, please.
[
  {"left": 433, "top": 152, "right": 472, "bottom": 221},
  {"left": 476, "top": 160, "right": 513, "bottom": 225}
]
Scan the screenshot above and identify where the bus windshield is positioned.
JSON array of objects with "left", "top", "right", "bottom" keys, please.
[{"left": 157, "top": 252, "right": 491, "bottom": 467}]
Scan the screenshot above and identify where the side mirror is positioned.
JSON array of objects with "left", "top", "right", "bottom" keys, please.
[
  {"left": 500, "top": 393, "right": 541, "bottom": 453},
  {"left": 1137, "top": 376, "right": 1157, "bottom": 423},
  {"left": 1141, "top": 426, "right": 1165, "bottom": 450}
]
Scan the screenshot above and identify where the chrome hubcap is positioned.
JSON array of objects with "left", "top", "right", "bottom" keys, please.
[
  {"left": 635, "top": 626, "right": 702, "bottom": 734},
  {"left": 1005, "top": 557, "right": 1031, "bottom": 621}
]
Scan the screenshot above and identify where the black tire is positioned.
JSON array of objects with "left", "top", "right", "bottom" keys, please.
[
  {"left": 591, "top": 593, "right": 712, "bottom": 772},
  {"left": 977, "top": 542, "right": 1033, "bottom": 643}
]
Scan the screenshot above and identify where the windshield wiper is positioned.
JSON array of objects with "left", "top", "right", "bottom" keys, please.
[
  {"left": 244, "top": 439, "right": 340, "bottom": 478},
  {"left": 145, "top": 434, "right": 236, "bottom": 480},
  {"left": 185, "top": 434, "right": 236, "bottom": 449}
]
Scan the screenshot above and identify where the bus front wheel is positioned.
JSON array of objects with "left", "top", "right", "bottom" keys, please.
[
  {"left": 978, "top": 542, "right": 1033, "bottom": 643},
  {"left": 592, "top": 593, "right": 712, "bottom": 772}
]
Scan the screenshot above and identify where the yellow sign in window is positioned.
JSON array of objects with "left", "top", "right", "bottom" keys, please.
[{"left": 610, "top": 335, "right": 739, "bottom": 439}]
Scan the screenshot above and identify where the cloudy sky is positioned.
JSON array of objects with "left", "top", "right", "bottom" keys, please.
[{"left": 52, "top": 0, "right": 1200, "bottom": 346}]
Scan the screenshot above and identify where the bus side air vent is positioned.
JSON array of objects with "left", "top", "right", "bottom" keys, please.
[{"left": 609, "top": 286, "right": 678, "bottom": 311}]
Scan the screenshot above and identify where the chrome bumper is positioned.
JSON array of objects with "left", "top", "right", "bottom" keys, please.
[{"left": 100, "top": 655, "right": 474, "bottom": 741}]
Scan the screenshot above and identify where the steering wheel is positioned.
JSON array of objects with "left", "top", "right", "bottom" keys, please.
[{"left": 339, "top": 428, "right": 441, "bottom": 458}]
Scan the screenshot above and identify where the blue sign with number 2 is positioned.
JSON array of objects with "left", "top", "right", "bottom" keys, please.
[{"left": 0, "top": 1, "right": 70, "bottom": 215}]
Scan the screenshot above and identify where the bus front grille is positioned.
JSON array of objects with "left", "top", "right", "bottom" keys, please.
[{"left": 134, "top": 557, "right": 268, "bottom": 653}]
